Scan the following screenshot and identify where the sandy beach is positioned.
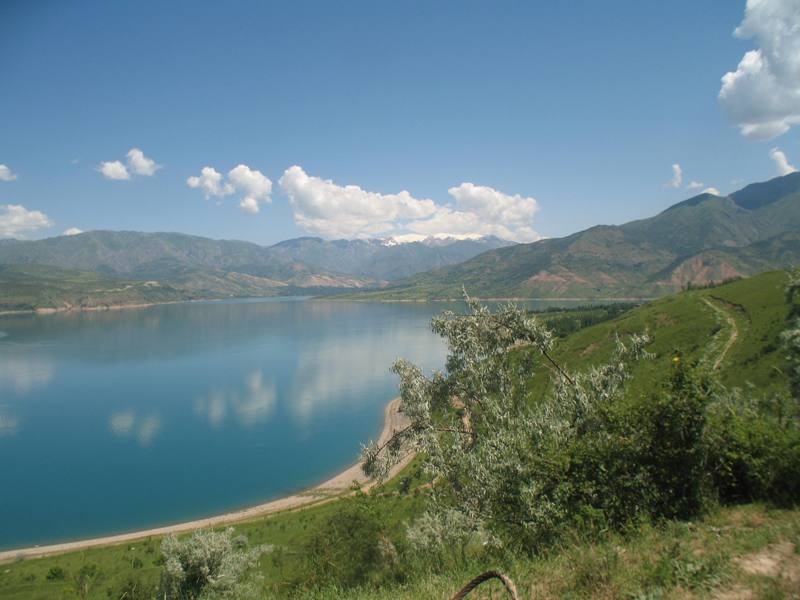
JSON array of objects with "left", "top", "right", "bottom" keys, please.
[{"left": 0, "top": 397, "right": 411, "bottom": 563}]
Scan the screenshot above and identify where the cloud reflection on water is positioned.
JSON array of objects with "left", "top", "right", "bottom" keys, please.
[
  {"left": 0, "top": 409, "right": 19, "bottom": 436},
  {"left": 108, "top": 411, "right": 162, "bottom": 446},
  {"left": 0, "top": 357, "right": 54, "bottom": 394},
  {"left": 194, "top": 370, "right": 276, "bottom": 428},
  {"left": 289, "top": 324, "right": 447, "bottom": 423}
]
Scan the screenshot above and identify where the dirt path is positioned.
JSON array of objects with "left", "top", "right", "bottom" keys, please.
[
  {"left": 0, "top": 398, "right": 411, "bottom": 563},
  {"left": 701, "top": 297, "right": 739, "bottom": 370}
]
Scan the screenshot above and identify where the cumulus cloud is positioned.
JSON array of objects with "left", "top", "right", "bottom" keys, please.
[
  {"left": 686, "top": 180, "right": 705, "bottom": 190},
  {"left": 719, "top": 0, "right": 800, "bottom": 140},
  {"left": 703, "top": 187, "right": 722, "bottom": 196},
  {"left": 278, "top": 166, "right": 541, "bottom": 242},
  {"left": 279, "top": 166, "right": 438, "bottom": 238},
  {"left": 187, "top": 164, "right": 272, "bottom": 214},
  {"left": 0, "top": 164, "right": 18, "bottom": 181},
  {"left": 98, "top": 148, "right": 160, "bottom": 180},
  {"left": 770, "top": 147, "right": 798, "bottom": 175},
  {"left": 187, "top": 166, "right": 233, "bottom": 198},
  {"left": 97, "top": 160, "right": 130, "bottom": 180},
  {"left": 407, "top": 182, "right": 541, "bottom": 242},
  {"left": 228, "top": 164, "right": 272, "bottom": 214},
  {"left": 667, "top": 163, "right": 683, "bottom": 188},
  {"left": 62, "top": 227, "right": 83, "bottom": 236},
  {"left": 126, "top": 147, "right": 161, "bottom": 176},
  {"left": 0, "top": 204, "right": 54, "bottom": 238}
]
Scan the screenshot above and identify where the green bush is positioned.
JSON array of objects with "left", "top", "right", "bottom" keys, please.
[
  {"left": 707, "top": 391, "right": 800, "bottom": 506},
  {"left": 300, "top": 493, "right": 404, "bottom": 590}
]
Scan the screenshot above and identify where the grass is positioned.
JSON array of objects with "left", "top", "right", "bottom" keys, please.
[
  {"left": 522, "top": 270, "right": 792, "bottom": 400},
  {"left": 273, "top": 504, "right": 800, "bottom": 600},
  {"left": 3, "top": 500, "right": 798, "bottom": 599},
  {"left": 1, "top": 270, "right": 796, "bottom": 599}
]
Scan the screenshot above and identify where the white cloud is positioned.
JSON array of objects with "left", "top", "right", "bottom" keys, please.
[
  {"left": 0, "top": 164, "right": 18, "bottom": 181},
  {"left": 62, "top": 227, "right": 83, "bottom": 236},
  {"left": 97, "top": 160, "right": 130, "bottom": 180},
  {"left": 0, "top": 204, "right": 54, "bottom": 238},
  {"left": 98, "top": 148, "right": 160, "bottom": 180},
  {"left": 769, "top": 147, "right": 798, "bottom": 175},
  {"left": 408, "top": 182, "right": 541, "bottom": 242},
  {"left": 126, "top": 147, "right": 161, "bottom": 176},
  {"left": 188, "top": 164, "right": 272, "bottom": 214},
  {"left": 278, "top": 166, "right": 541, "bottom": 242},
  {"left": 667, "top": 163, "right": 683, "bottom": 188},
  {"left": 228, "top": 164, "right": 272, "bottom": 214},
  {"left": 686, "top": 180, "right": 705, "bottom": 190},
  {"left": 278, "top": 165, "right": 438, "bottom": 238},
  {"left": 719, "top": 0, "right": 800, "bottom": 140},
  {"left": 703, "top": 187, "right": 722, "bottom": 196},
  {"left": 187, "top": 166, "right": 234, "bottom": 198}
]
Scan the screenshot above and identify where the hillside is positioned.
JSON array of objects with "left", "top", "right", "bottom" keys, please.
[
  {"left": 526, "top": 270, "right": 793, "bottom": 398},
  {"left": 350, "top": 172, "right": 800, "bottom": 300},
  {"left": 0, "top": 265, "right": 192, "bottom": 313}
]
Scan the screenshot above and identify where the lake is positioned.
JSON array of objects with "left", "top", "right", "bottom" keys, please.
[{"left": 0, "top": 297, "right": 575, "bottom": 550}]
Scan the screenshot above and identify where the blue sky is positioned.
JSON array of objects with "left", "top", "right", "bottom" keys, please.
[{"left": 0, "top": 0, "right": 798, "bottom": 245}]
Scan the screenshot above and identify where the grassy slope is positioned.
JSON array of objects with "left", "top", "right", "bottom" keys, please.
[
  {"left": 523, "top": 271, "right": 792, "bottom": 400},
  {"left": 1, "top": 271, "right": 796, "bottom": 599}
]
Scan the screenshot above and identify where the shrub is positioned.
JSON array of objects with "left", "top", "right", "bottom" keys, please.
[
  {"left": 707, "top": 390, "right": 800, "bottom": 505},
  {"left": 300, "top": 493, "right": 404, "bottom": 590},
  {"left": 160, "top": 527, "right": 265, "bottom": 599}
]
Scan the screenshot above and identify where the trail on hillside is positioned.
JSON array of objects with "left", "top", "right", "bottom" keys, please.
[{"left": 701, "top": 297, "right": 739, "bottom": 370}]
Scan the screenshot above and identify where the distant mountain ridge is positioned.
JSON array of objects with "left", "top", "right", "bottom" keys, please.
[
  {"left": 266, "top": 235, "right": 512, "bottom": 280},
  {"left": 0, "top": 230, "right": 511, "bottom": 310},
  {"left": 351, "top": 172, "right": 800, "bottom": 300}
]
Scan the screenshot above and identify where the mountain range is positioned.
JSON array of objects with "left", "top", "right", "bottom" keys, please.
[
  {"left": 0, "top": 233, "right": 508, "bottom": 311},
  {"left": 352, "top": 172, "right": 800, "bottom": 299}
]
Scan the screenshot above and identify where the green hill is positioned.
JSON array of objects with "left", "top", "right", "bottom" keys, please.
[
  {"left": 527, "top": 270, "right": 793, "bottom": 399},
  {"left": 351, "top": 173, "right": 800, "bottom": 300}
]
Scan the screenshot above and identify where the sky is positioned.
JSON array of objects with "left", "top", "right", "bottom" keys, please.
[{"left": 0, "top": 0, "right": 799, "bottom": 245}]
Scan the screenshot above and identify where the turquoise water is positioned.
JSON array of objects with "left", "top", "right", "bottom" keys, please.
[{"left": 0, "top": 297, "right": 574, "bottom": 550}]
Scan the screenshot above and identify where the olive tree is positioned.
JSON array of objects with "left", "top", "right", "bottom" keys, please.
[{"left": 361, "top": 295, "right": 651, "bottom": 552}]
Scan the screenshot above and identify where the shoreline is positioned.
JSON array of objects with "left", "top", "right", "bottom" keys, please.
[
  {"left": 0, "top": 295, "right": 652, "bottom": 317},
  {"left": 0, "top": 398, "right": 411, "bottom": 563}
]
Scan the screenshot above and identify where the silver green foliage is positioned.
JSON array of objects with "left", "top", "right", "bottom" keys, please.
[
  {"left": 160, "top": 528, "right": 267, "bottom": 600},
  {"left": 361, "top": 294, "right": 651, "bottom": 552}
]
